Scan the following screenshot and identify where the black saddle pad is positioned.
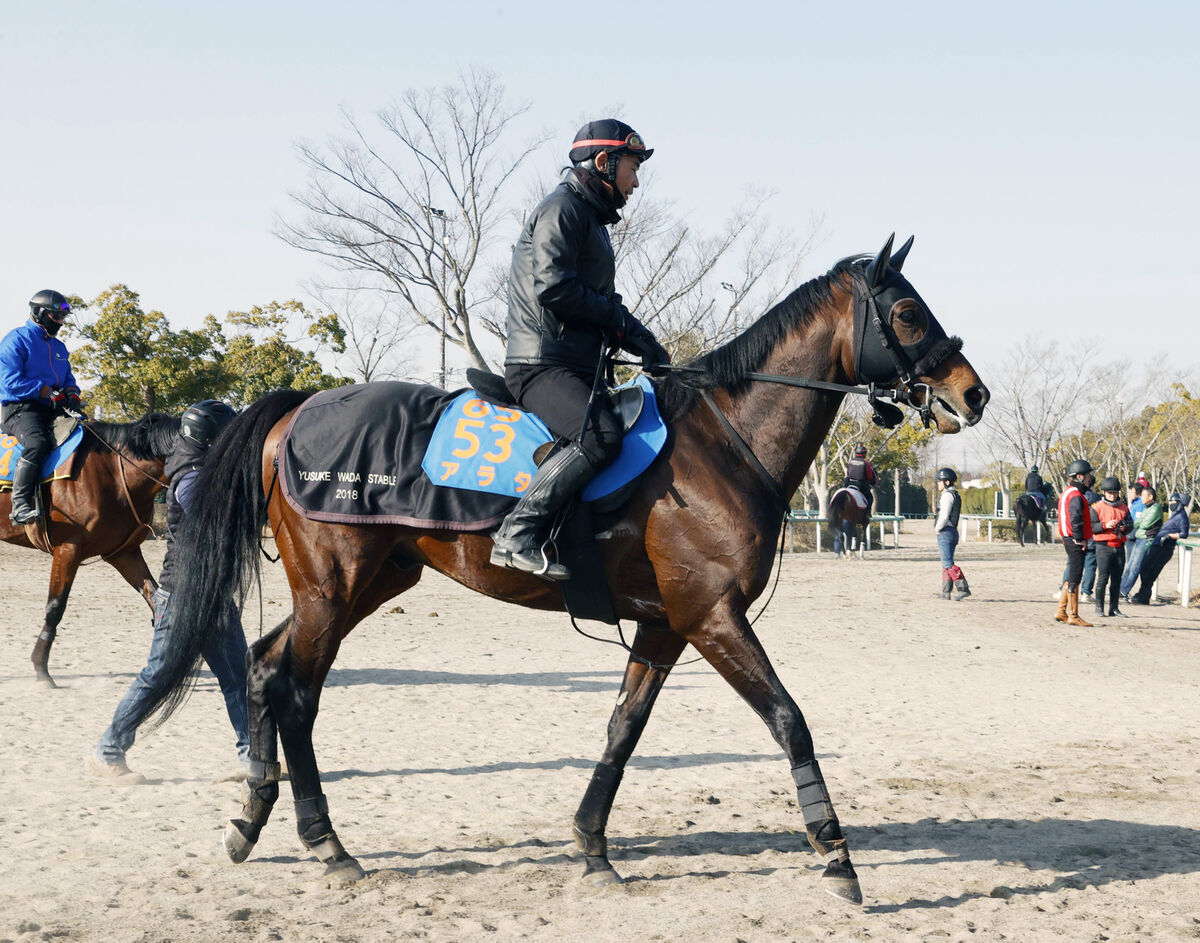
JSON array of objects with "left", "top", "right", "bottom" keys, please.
[{"left": 279, "top": 383, "right": 513, "bottom": 530}]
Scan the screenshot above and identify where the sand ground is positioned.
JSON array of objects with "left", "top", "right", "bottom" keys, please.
[{"left": 1, "top": 529, "right": 1198, "bottom": 943}]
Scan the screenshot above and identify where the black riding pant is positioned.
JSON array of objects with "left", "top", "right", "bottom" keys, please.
[
  {"left": 1094, "top": 543, "right": 1125, "bottom": 612},
  {"left": 1134, "top": 542, "right": 1176, "bottom": 603},
  {"left": 1063, "top": 537, "right": 1086, "bottom": 590},
  {"left": 1, "top": 400, "right": 54, "bottom": 469},
  {"left": 505, "top": 363, "right": 623, "bottom": 469}
]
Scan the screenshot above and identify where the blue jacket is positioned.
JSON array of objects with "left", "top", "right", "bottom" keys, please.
[
  {"left": 1153, "top": 506, "right": 1191, "bottom": 547},
  {"left": 0, "top": 319, "right": 78, "bottom": 404}
]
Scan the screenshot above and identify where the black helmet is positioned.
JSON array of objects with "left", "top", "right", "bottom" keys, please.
[
  {"left": 1098, "top": 476, "right": 1121, "bottom": 492},
  {"left": 180, "top": 400, "right": 236, "bottom": 448},
  {"left": 569, "top": 119, "right": 653, "bottom": 185},
  {"left": 854, "top": 444, "right": 867, "bottom": 457},
  {"left": 936, "top": 467, "right": 957, "bottom": 483},
  {"left": 29, "top": 289, "right": 71, "bottom": 335},
  {"left": 1030, "top": 464, "right": 1039, "bottom": 473},
  {"left": 1066, "top": 458, "right": 1093, "bottom": 478}
]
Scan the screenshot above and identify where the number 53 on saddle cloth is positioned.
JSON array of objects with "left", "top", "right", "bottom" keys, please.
[{"left": 278, "top": 377, "right": 667, "bottom": 530}]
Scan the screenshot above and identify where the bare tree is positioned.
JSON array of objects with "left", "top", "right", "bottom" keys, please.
[
  {"left": 308, "top": 284, "right": 417, "bottom": 382},
  {"left": 277, "top": 69, "right": 550, "bottom": 374},
  {"left": 975, "top": 337, "right": 1106, "bottom": 513}
]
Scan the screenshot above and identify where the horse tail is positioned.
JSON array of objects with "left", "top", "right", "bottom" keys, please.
[{"left": 136, "top": 389, "right": 313, "bottom": 727}]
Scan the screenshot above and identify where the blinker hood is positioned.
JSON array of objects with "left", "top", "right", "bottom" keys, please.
[{"left": 851, "top": 234, "right": 959, "bottom": 386}]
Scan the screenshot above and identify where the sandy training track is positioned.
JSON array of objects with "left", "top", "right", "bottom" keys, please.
[{"left": 2, "top": 531, "right": 1199, "bottom": 943}]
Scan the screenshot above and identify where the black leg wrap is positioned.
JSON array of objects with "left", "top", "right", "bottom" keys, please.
[
  {"left": 573, "top": 762, "right": 624, "bottom": 857},
  {"left": 791, "top": 759, "right": 850, "bottom": 863}
]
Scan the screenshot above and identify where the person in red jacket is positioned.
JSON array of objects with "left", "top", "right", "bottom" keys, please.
[
  {"left": 1090, "top": 476, "right": 1132, "bottom": 619},
  {"left": 1055, "top": 458, "right": 1095, "bottom": 626}
]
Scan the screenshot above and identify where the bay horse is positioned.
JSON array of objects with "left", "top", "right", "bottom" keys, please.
[
  {"left": 0, "top": 413, "right": 179, "bottom": 685},
  {"left": 1014, "top": 492, "right": 1050, "bottom": 547},
  {"left": 829, "top": 487, "right": 871, "bottom": 557},
  {"left": 132, "top": 235, "right": 989, "bottom": 906}
]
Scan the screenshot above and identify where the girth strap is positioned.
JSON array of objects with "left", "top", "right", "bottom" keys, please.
[{"left": 699, "top": 390, "right": 786, "bottom": 511}]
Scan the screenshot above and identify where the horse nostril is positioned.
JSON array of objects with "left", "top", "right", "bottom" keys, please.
[{"left": 964, "top": 384, "right": 989, "bottom": 412}]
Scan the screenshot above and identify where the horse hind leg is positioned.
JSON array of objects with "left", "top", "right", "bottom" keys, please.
[
  {"left": 224, "top": 616, "right": 291, "bottom": 865},
  {"left": 573, "top": 622, "right": 688, "bottom": 886}
]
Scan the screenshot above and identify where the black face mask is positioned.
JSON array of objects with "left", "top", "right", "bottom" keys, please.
[
  {"left": 32, "top": 310, "right": 64, "bottom": 336},
  {"left": 1169, "top": 501, "right": 1182, "bottom": 514}
]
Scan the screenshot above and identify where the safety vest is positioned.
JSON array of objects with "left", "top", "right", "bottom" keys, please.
[
  {"left": 1092, "top": 500, "right": 1130, "bottom": 547},
  {"left": 1057, "top": 485, "right": 1094, "bottom": 540}
]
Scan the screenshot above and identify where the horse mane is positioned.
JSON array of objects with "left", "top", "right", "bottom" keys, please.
[
  {"left": 654, "top": 257, "right": 867, "bottom": 421},
  {"left": 84, "top": 413, "right": 181, "bottom": 460}
]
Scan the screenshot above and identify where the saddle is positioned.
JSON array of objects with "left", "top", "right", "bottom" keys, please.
[
  {"left": 0, "top": 415, "right": 84, "bottom": 488},
  {"left": 463, "top": 369, "right": 665, "bottom": 625}
]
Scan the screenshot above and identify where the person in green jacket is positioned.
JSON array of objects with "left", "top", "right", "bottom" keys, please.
[{"left": 1120, "top": 485, "right": 1162, "bottom": 600}]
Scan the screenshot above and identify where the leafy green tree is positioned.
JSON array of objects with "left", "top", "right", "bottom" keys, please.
[
  {"left": 71, "top": 285, "right": 224, "bottom": 418},
  {"left": 216, "top": 300, "right": 348, "bottom": 408}
]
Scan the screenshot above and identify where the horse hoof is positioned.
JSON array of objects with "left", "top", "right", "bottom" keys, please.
[
  {"left": 35, "top": 675, "right": 57, "bottom": 689},
  {"left": 323, "top": 855, "right": 366, "bottom": 886},
  {"left": 580, "top": 864, "right": 623, "bottom": 887},
  {"left": 223, "top": 821, "right": 256, "bottom": 864},
  {"left": 820, "top": 863, "right": 868, "bottom": 902}
]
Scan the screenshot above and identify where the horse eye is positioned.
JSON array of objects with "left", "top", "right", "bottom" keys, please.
[{"left": 898, "top": 310, "right": 916, "bottom": 324}]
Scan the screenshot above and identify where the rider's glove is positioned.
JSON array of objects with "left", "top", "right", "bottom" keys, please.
[
  {"left": 619, "top": 312, "right": 672, "bottom": 377},
  {"left": 48, "top": 387, "right": 68, "bottom": 407}
]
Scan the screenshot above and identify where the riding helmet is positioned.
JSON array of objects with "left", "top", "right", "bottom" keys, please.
[
  {"left": 1098, "top": 476, "right": 1121, "bottom": 493},
  {"left": 180, "top": 400, "right": 237, "bottom": 448},
  {"left": 1030, "top": 464, "right": 1038, "bottom": 473},
  {"left": 1066, "top": 458, "right": 1093, "bottom": 478},
  {"left": 29, "top": 289, "right": 71, "bottom": 335},
  {"left": 936, "top": 467, "right": 957, "bottom": 483},
  {"left": 855, "top": 444, "right": 867, "bottom": 457},
  {"left": 569, "top": 119, "right": 653, "bottom": 187}
]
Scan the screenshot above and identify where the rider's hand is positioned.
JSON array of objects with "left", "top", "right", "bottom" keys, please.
[
  {"left": 619, "top": 313, "right": 672, "bottom": 376},
  {"left": 48, "top": 388, "right": 68, "bottom": 407}
]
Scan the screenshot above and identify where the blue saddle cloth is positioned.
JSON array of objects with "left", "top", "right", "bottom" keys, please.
[
  {"left": 422, "top": 375, "right": 667, "bottom": 502},
  {"left": 0, "top": 423, "right": 85, "bottom": 486}
]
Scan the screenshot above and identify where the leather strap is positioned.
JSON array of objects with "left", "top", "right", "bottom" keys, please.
[{"left": 699, "top": 390, "right": 785, "bottom": 511}]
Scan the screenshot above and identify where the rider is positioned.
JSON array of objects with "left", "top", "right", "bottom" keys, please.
[
  {"left": 844, "top": 444, "right": 878, "bottom": 518},
  {"left": 489, "top": 119, "right": 670, "bottom": 581},
  {"left": 1054, "top": 458, "right": 1094, "bottom": 627},
  {"left": 1024, "top": 464, "right": 1050, "bottom": 511},
  {"left": 0, "top": 290, "right": 82, "bottom": 525},
  {"left": 934, "top": 467, "right": 970, "bottom": 601},
  {"left": 89, "top": 400, "right": 248, "bottom": 784}
]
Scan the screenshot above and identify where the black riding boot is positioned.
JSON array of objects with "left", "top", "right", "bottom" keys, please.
[
  {"left": 489, "top": 443, "right": 599, "bottom": 581},
  {"left": 953, "top": 578, "right": 971, "bottom": 601},
  {"left": 8, "top": 457, "right": 42, "bottom": 526}
]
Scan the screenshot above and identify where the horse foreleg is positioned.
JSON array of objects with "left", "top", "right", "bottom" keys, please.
[
  {"left": 684, "top": 604, "right": 862, "bottom": 906},
  {"left": 32, "top": 542, "right": 83, "bottom": 686},
  {"left": 224, "top": 616, "right": 291, "bottom": 865},
  {"left": 573, "top": 621, "right": 688, "bottom": 886}
]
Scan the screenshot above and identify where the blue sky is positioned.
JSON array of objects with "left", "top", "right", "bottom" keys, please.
[{"left": 3, "top": 1, "right": 1197, "bottom": 384}]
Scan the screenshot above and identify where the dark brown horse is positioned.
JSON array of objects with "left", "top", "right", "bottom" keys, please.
[
  {"left": 829, "top": 487, "right": 871, "bottom": 557},
  {"left": 0, "top": 414, "right": 179, "bottom": 685},
  {"left": 134, "top": 236, "right": 989, "bottom": 906}
]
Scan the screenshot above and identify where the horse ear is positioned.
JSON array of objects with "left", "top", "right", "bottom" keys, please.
[
  {"left": 889, "top": 235, "right": 914, "bottom": 273},
  {"left": 865, "top": 233, "right": 895, "bottom": 288}
]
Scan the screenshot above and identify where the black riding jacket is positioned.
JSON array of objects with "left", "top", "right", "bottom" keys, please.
[
  {"left": 158, "top": 435, "right": 207, "bottom": 594},
  {"left": 505, "top": 171, "right": 653, "bottom": 374}
]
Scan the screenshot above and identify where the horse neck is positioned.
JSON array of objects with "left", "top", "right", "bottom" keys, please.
[
  {"left": 111, "top": 450, "right": 168, "bottom": 498},
  {"left": 718, "top": 293, "right": 855, "bottom": 500}
]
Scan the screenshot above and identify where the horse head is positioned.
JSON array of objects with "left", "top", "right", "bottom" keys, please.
[{"left": 851, "top": 234, "right": 989, "bottom": 434}]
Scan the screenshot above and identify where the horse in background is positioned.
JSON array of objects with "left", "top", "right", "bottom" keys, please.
[
  {"left": 0, "top": 414, "right": 179, "bottom": 685},
  {"left": 829, "top": 486, "right": 871, "bottom": 557},
  {"left": 1014, "top": 492, "right": 1051, "bottom": 547}
]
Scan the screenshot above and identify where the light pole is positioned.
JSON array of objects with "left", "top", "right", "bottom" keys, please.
[{"left": 423, "top": 204, "right": 448, "bottom": 387}]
